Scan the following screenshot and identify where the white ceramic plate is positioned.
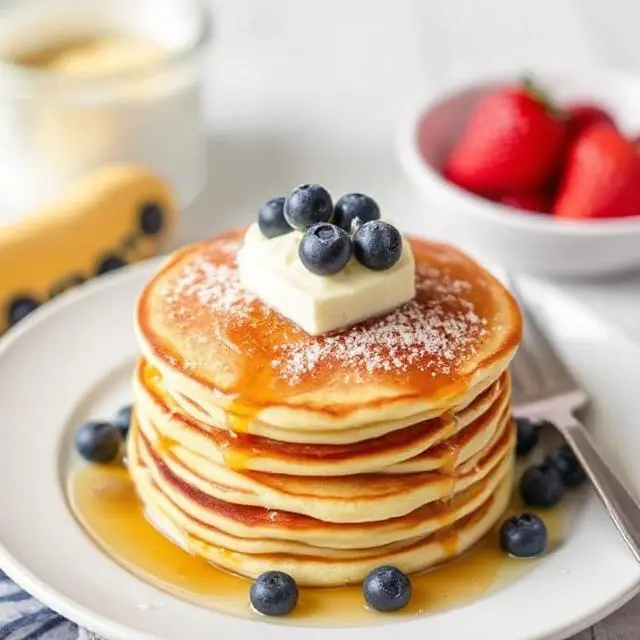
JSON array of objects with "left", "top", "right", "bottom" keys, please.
[{"left": 0, "top": 263, "right": 640, "bottom": 640}]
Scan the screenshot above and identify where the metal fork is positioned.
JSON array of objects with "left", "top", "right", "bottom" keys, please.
[{"left": 508, "top": 277, "right": 640, "bottom": 561}]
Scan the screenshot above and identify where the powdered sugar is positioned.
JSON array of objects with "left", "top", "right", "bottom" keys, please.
[
  {"left": 167, "top": 240, "right": 256, "bottom": 316},
  {"left": 268, "top": 258, "right": 491, "bottom": 383},
  {"left": 416, "top": 263, "right": 473, "bottom": 297},
  {"left": 162, "top": 236, "right": 490, "bottom": 385},
  {"left": 272, "top": 297, "right": 487, "bottom": 384}
]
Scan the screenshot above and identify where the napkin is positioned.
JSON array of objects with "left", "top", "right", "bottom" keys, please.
[{"left": 0, "top": 570, "right": 104, "bottom": 640}]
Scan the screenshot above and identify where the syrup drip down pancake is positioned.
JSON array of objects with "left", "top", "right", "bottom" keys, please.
[
  {"left": 126, "top": 228, "right": 523, "bottom": 586},
  {"left": 134, "top": 359, "right": 511, "bottom": 476},
  {"left": 135, "top": 229, "right": 521, "bottom": 432},
  {"left": 128, "top": 419, "right": 514, "bottom": 585}
]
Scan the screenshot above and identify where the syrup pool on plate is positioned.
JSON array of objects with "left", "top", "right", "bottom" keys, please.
[{"left": 66, "top": 462, "right": 567, "bottom": 626}]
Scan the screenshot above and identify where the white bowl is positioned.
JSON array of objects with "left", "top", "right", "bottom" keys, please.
[{"left": 398, "top": 68, "right": 640, "bottom": 276}]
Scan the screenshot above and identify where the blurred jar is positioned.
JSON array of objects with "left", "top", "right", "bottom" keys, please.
[{"left": 0, "top": 0, "right": 211, "bottom": 218}]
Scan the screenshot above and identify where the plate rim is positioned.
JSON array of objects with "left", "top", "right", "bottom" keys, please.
[{"left": 1, "top": 261, "right": 640, "bottom": 640}]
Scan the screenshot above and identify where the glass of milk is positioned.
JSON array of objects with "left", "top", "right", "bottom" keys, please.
[{"left": 0, "top": 0, "right": 211, "bottom": 217}]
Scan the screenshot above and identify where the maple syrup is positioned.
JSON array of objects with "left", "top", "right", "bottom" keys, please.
[
  {"left": 226, "top": 401, "right": 254, "bottom": 435},
  {"left": 220, "top": 446, "right": 252, "bottom": 471},
  {"left": 67, "top": 463, "right": 566, "bottom": 626}
]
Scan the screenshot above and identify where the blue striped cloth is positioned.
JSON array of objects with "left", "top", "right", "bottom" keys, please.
[{"left": 0, "top": 570, "right": 103, "bottom": 640}]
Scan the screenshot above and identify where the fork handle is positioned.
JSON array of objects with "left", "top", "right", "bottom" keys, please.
[{"left": 560, "top": 414, "right": 640, "bottom": 561}]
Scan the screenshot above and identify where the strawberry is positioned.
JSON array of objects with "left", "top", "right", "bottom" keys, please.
[
  {"left": 443, "top": 80, "right": 566, "bottom": 194},
  {"left": 566, "top": 103, "right": 615, "bottom": 141},
  {"left": 498, "top": 190, "right": 551, "bottom": 213},
  {"left": 554, "top": 123, "right": 640, "bottom": 219}
]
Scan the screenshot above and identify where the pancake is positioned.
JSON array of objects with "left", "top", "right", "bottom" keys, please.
[
  {"left": 135, "top": 229, "right": 521, "bottom": 431},
  {"left": 134, "top": 358, "right": 510, "bottom": 476},
  {"left": 127, "top": 227, "right": 523, "bottom": 587},
  {"left": 132, "top": 414, "right": 515, "bottom": 523},
  {"left": 129, "top": 426, "right": 513, "bottom": 586},
  {"left": 141, "top": 472, "right": 513, "bottom": 586},
  {"left": 162, "top": 366, "right": 504, "bottom": 445},
  {"left": 386, "top": 380, "right": 511, "bottom": 475},
  {"left": 129, "top": 427, "right": 512, "bottom": 551}
]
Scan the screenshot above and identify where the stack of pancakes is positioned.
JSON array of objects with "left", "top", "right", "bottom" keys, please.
[{"left": 130, "top": 229, "right": 522, "bottom": 587}]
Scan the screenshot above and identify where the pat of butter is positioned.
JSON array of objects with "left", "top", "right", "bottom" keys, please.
[{"left": 237, "top": 223, "right": 416, "bottom": 335}]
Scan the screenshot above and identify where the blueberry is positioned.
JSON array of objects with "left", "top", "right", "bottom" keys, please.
[
  {"left": 333, "top": 193, "right": 380, "bottom": 232},
  {"left": 520, "top": 462, "right": 565, "bottom": 507},
  {"left": 139, "top": 202, "right": 164, "bottom": 235},
  {"left": 7, "top": 296, "right": 39, "bottom": 327},
  {"left": 363, "top": 566, "right": 412, "bottom": 612},
  {"left": 299, "top": 223, "right": 352, "bottom": 275},
  {"left": 546, "top": 444, "right": 587, "bottom": 488},
  {"left": 283, "top": 184, "right": 333, "bottom": 230},
  {"left": 114, "top": 404, "right": 132, "bottom": 438},
  {"left": 500, "top": 513, "right": 548, "bottom": 558},
  {"left": 516, "top": 417, "right": 540, "bottom": 457},
  {"left": 353, "top": 220, "right": 402, "bottom": 271},
  {"left": 258, "top": 197, "right": 291, "bottom": 238},
  {"left": 98, "top": 255, "right": 126, "bottom": 275},
  {"left": 250, "top": 571, "right": 298, "bottom": 616},
  {"left": 75, "top": 420, "right": 122, "bottom": 464}
]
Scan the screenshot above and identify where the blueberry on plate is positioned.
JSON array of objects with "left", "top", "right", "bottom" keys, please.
[
  {"left": 546, "top": 443, "right": 587, "bottom": 488},
  {"left": 353, "top": 220, "right": 402, "bottom": 271},
  {"left": 500, "top": 513, "right": 548, "bottom": 558},
  {"left": 250, "top": 571, "right": 299, "bottom": 616},
  {"left": 258, "top": 197, "right": 291, "bottom": 238},
  {"left": 283, "top": 184, "right": 333, "bottom": 230},
  {"left": 299, "top": 223, "right": 352, "bottom": 275},
  {"left": 333, "top": 193, "right": 380, "bottom": 232},
  {"left": 363, "top": 565, "right": 412, "bottom": 612},
  {"left": 519, "top": 462, "right": 565, "bottom": 508},
  {"left": 75, "top": 420, "right": 122, "bottom": 464},
  {"left": 114, "top": 404, "right": 133, "bottom": 438},
  {"left": 515, "top": 417, "right": 540, "bottom": 457},
  {"left": 7, "top": 296, "right": 39, "bottom": 327}
]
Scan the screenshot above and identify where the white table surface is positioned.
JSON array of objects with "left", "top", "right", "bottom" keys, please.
[{"left": 180, "top": 1, "right": 640, "bottom": 637}]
